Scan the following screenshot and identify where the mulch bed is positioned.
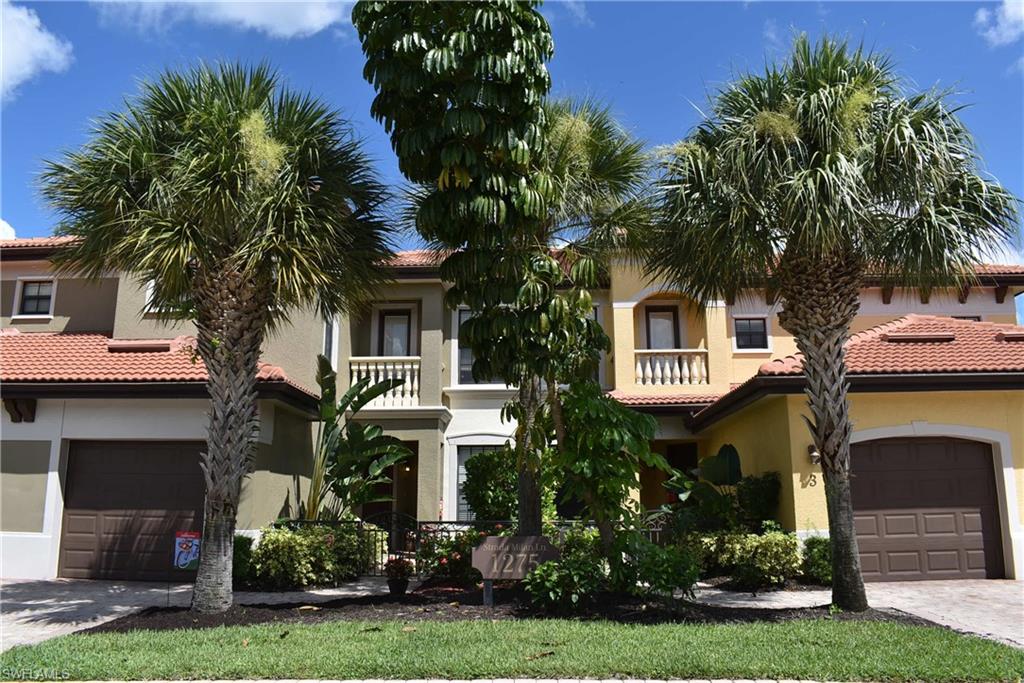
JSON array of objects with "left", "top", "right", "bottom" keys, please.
[
  {"left": 700, "top": 575, "right": 831, "bottom": 592},
  {"left": 84, "top": 579, "right": 932, "bottom": 634}
]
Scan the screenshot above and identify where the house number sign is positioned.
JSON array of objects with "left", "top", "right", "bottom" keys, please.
[{"left": 472, "top": 536, "right": 559, "bottom": 580}]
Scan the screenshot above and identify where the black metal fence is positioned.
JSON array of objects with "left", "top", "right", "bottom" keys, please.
[{"left": 276, "top": 515, "right": 671, "bottom": 577}]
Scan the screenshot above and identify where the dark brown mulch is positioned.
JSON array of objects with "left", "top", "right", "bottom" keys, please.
[
  {"left": 83, "top": 580, "right": 931, "bottom": 635},
  {"left": 701, "top": 575, "right": 831, "bottom": 593}
]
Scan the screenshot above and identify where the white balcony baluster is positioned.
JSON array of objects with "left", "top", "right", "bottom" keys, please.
[
  {"left": 349, "top": 356, "right": 422, "bottom": 407},
  {"left": 633, "top": 349, "right": 709, "bottom": 386}
]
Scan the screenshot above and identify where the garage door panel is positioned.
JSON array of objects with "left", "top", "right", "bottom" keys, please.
[
  {"left": 851, "top": 438, "right": 1003, "bottom": 582},
  {"left": 59, "top": 441, "right": 205, "bottom": 581}
]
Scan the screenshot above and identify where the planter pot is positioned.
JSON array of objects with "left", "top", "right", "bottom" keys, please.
[{"left": 388, "top": 577, "right": 410, "bottom": 596}]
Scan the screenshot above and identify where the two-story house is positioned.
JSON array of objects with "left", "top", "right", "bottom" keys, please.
[{"left": 3, "top": 235, "right": 1024, "bottom": 584}]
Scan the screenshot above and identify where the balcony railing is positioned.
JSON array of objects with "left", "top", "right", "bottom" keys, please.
[
  {"left": 634, "top": 349, "right": 709, "bottom": 386},
  {"left": 350, "top": 356, "right": 421, "bottom": 406}
]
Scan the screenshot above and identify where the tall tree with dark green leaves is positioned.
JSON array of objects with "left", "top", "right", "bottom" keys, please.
[
  {"left": 353, "top": 0, "right": 556, "bottom": 533},
  {"left": 41, "top": 64, "right": 393, "bottom": 613},
  {"left": 646, "top": 36, "right": 1018, "bottom": 610}
]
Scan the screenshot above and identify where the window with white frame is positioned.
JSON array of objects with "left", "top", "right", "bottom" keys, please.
[
  {"left": 456, "top": 445, "right": 493, "bottom": 521},
  {"left": 15, "top": 280, "right": 54, "bottom": 316},
  {"left": 734, "top": 317, "right": 769, "bottom": 350}
]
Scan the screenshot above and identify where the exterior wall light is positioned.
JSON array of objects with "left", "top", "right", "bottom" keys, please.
[{"left": 808, "top": 444, "right": 822, "bottom": 465}]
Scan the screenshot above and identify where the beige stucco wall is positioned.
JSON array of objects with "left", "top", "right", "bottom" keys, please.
[
  {"left": 1, "top": 277, "right": 118, "bottom": 334},
  {"left": 1, "top": 440, "right": 51, "bottom": 532},
  {"left": 238, "top": 406, "right": 314, "bottom": 529},
  {"left": 112, "top": 275, "right": 326, "bottom": 391}
]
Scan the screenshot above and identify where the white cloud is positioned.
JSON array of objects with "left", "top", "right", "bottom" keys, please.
[
  {"left": 763, "top": 18, "right": 783, "bottom": 53},
  {"left": 0, "top": 219, "right": 16, "bottom": 240},
  {"left": 562, "top": 0, "right": 592, "bottom": 27},
  {"left": 974, "top": 1, "right": 1024, "bottom": 47},
  {"left": 1, "top": 0, "right": 73, "bottom": 100},
  {"left": 93, "top": 1, "right": 350, "bottom": 40}
]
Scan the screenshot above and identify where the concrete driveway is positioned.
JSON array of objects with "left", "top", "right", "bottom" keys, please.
[
  {"left": 695, "top": 579, "right": 1024, "bottom": 647},
  {"left": 0, "top": 577, "right": 388, "bottom": 652}
]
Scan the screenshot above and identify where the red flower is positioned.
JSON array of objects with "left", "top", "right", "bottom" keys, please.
[
  {"left": 439, "top": 557, "right": 448, "bottom": 565},
  {"left": 495, "top": 523, "right": 503, "bottom": 530}
]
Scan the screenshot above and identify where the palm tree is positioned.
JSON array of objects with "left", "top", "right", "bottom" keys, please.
[
  {"left": 41, "top": 64, "right": 393, "bottom": 613},
  {"left": 645, "top": 36, "right": 1018, "bottom": 610}
]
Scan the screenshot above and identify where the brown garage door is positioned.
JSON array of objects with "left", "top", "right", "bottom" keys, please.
[
  {"left": 851, "top": 437, "right": 1004, "bottom": 581},
  {"left": 59, "top": 441, "right": 206, "bottom": 581}
]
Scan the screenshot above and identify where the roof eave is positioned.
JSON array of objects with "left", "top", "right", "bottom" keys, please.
[{"left": 688, "top": 371, "right": 1024, "bottom": 432}]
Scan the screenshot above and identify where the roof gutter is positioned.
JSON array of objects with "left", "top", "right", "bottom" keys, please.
[
  {"left": 0, "top": 380, "right": 319, "bottom": 416},
  {"left": 688, "top": 371, "right": 1024, "bottom": 432}
]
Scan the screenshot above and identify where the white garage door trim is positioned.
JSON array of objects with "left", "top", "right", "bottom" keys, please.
[{"left": 851, "top": 421, "right": 1021, "bottom": 580}]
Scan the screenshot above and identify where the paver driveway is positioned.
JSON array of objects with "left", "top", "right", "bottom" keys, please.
[
  {"left": 695, "top": 579, "right": 1024, "bottom": 647},
  {"left": 0, "top": 577, "right": 388, "bottom": 651}
]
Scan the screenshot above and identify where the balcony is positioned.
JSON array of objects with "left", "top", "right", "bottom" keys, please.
[
  {"left": 350, "top": 356, "right": 422, "bottom": 406},
  {"left": 634, "top": 349, "right": 709, "bottom": 386}
]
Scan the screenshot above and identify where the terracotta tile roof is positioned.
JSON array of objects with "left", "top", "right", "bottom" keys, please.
[
  {"left": 0, "top": 236, "right": 77, "bottom": 249},
  {"left": 759, "top": 315, "right": 1024, "bottom": 376},
  {"left": 608, "top": 390, "right": 721, "bottom": 407},
  {"left": 0, "top": 331, "right": 315, "bottom": 398},
  {"left": 974, "top": 264, "right": 1024, "bottom": 275},
  {"left": 386, "top": 249, "right": 447, "bottom": 268}
]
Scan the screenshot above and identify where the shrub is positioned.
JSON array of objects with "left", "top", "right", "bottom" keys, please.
[
  {"left": 729, "top": 529, "right": 801, "bottom": 590},
  {"left": 801, "top": 535, "right": 832, "bottom": 585},
  {"left": 384, "top": 556, "right": 414, "bottom": 579},
  {"left": 233, "top": 534, "right": 255, "bottom": 587},
  {"left": 629, "top": 537, "right": 700, "bottom": 597},
  {"left": 524, "top": 554, "right": 606, "bottom": 611},
  {"left": 736, "top": 472, "right": 781, "bottom": 531},
  {"left": 250, "top": 523, "right": 368, "bottom": 590}
]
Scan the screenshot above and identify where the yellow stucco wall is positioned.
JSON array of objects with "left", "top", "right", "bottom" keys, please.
[
  {"left": 700, "top": 390, "right": 1024, "bottom": 537},
  {"left": 699, "top": 396, "right": 799, "bottom": 529}
]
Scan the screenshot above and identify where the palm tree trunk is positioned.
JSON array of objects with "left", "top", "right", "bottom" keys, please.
[
  {"left": 777, "top": 254, "right": 869, "bottom": 612},
  {"left": 515, "top": 376, "right": 543, "bottom": 535},
  {"left": 191, "top": 269, "right": 268, "bottom": 614}
]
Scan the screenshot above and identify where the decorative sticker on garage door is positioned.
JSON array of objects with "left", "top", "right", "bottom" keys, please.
[{"left": 174, "top": 531, "right": 201, "bottom": 570}]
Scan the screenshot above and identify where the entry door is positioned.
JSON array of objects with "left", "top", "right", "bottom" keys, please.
[{"left": 59, "top": 441, "right": 206, "bottom": 581}]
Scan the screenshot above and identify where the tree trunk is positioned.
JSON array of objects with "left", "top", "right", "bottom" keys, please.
[
  {"left": 515, "top": 376, "right": 543, "bottom": 535},
  {"left": 777, "top": 254, "right": 869, "bottom": 612},
  {"left": 190, "top": 269, "right": 268, "bottom": 614}
]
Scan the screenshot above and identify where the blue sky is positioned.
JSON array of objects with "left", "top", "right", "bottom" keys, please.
[{"left": 2, "top": 1, "right": 1023, "bottom": 266}]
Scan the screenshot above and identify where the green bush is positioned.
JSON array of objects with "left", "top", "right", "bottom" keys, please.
[
  {"left": 630, "top": 537, "right": 700, "bottom": 597},
  {"left": 524, "top": 528, "right": 608, "bottom": 611},
  {"left": 736, "top": 472, "right": 781, "bottom": 531},
  {"left": 250, "top": 524, "right": 368, "bottom": 590},
  {"left": 801, "top": 535, "right": 832, "bottom": 585},
  {"left": 729, "top": 530, "right": 801, "bottom": 590},
  {"left": 233, "top": 534, "right": 255, "bottom": 587}
]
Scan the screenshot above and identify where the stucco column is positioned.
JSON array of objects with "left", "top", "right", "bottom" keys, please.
[
  {"left": 703, "top": 301, "right": 731, "bottom": 393},
  {"left": 611, "top": 304, "right": 635, "bottom": 390},
  {"left": 418, "top": 290, "right": 444, "bottom": 407},
  {"left": 416, "top": 433, "right": 444, "bottom": 520}
]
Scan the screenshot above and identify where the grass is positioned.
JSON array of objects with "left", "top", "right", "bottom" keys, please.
[{"left": 2, "top": 619, "right": 1022, "bottom": 682}]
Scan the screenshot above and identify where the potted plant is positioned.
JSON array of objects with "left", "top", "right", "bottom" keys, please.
[{"left": 385, "top": 556, "right": 414, "bottom": 596}]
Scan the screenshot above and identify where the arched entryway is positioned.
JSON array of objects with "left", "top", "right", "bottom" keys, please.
[{"left": 850, "top": 436, "right": 1005, "bottom": 581}]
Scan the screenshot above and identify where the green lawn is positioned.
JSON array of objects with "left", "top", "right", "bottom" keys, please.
[{"left": 3, "top": 619, "right": 1022, "bottom": 682}]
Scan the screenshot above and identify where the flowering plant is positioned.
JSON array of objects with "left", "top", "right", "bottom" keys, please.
[{"left": 384, "top": 556, "right": 414, "bottom": 579}]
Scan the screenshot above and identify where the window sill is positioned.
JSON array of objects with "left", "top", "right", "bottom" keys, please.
[
  {"left": 732, "top": 348, "right": 772, "bottom": 355},
  {"left": 10, "top": 315, "right": 54, "bottom": 321}
]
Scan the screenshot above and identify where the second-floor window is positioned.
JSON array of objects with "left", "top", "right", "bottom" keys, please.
[
  {"left": 17, "top": 280, "right": 54, "bottom": 316},
  {"left": 734, "top": 317, "right": 769, "bottom": 350},
  {"left": 456, "top": 309, "right": 503, "bottom": 385},
  {"left": 379, "top": 310, "right": 412, "bottom": 356},
  {"left": 645, "top": 306, "right": 680, "bottom": 349}
]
